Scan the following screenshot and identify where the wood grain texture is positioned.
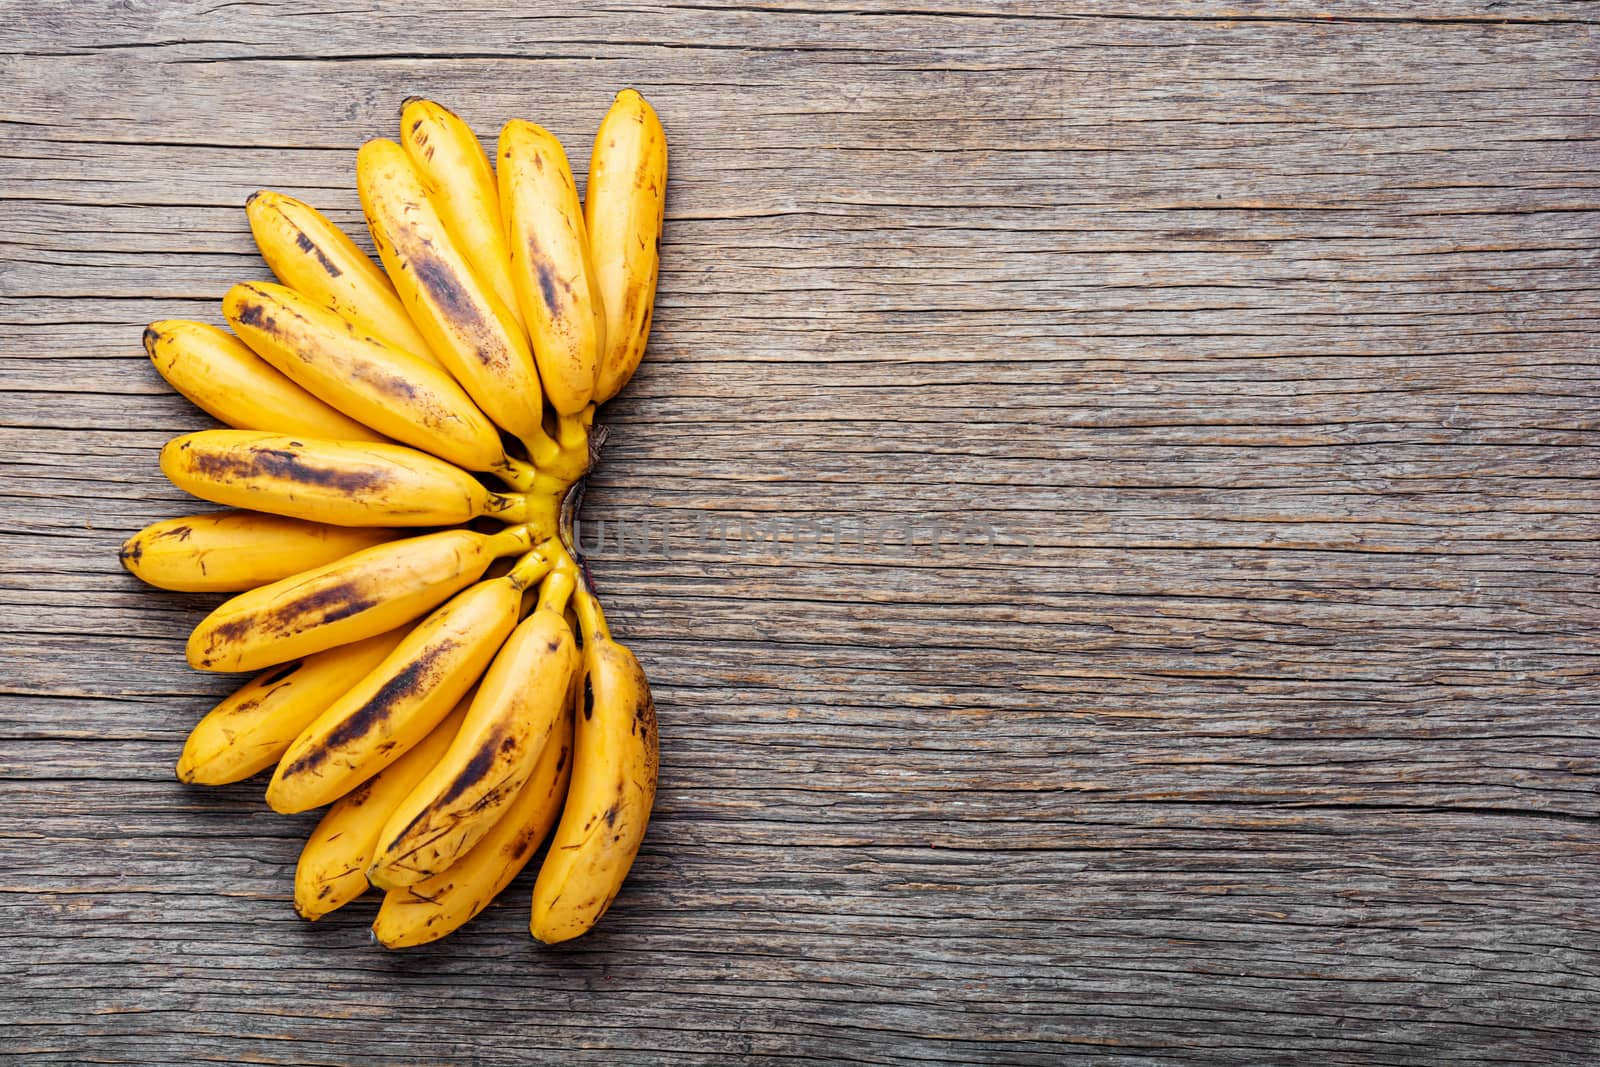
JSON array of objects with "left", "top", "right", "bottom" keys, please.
[{"left": 2, "top": 1, "right": 1598, "bottom": 1063}]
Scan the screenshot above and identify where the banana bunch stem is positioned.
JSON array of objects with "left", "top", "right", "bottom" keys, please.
[{"left": 524, "top": 406, "right": 596, "bottom": 486}]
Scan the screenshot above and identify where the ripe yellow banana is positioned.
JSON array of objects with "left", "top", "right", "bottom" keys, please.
[
  {"left": 265, "top": 547, "right": 558, "bottom": 814},
  {"left": 530, "top": 584, "right": 659, "bottom": 943},
  {"left": 120, "top": 511, "right": 394, "bottom": 594},
  {"left": 222, "top": 281, "right": 523, "bottom": 478},
  {"left": 400, "top": 98, "right": 523, "bottom": 330},
  {"left": 357, "top": 138, "right": 547, "bottom": 447},
  {"left": 177, "top": 630, "right": 406, "bottom": 785},
  {"left": 245, "top": 189, "right": 438, "bottom": 365},
  {"left": 160, "top": 430, "right": 532, "bottom": 528},
  {"left": 499, "top": 120, "right": 605, "bottom": 415},
  {"left": 294, "top": 698, "right": 469, "bottom": 920},
  {"left": 187, "top": 524, "right": 536, "bottom": 673},
  {"left": 372, "top": 701, "right": 572, "bottom": 948},
  {"left": 144, "top": 320, "right": 383, "bottom": 443},
  {"left": 368, "top": 559, "right": 579, "bottom": 888},
  {"left": 585, "top": 89, "right": 668, "bottom": 404}
]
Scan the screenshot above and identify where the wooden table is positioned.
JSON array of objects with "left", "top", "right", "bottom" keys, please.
[{"left": 3, "top": 3, "right": 1597, "bottom": 1062}]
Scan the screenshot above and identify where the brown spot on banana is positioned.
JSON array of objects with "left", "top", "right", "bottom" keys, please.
[
  {"left": 430, "top": 734, "right": 508, "bottom": 812},
  {"left": 535, "top": 258, "right": 561, "bottom": 315},
  {"left": 229, "top": 299, "right": 277, "bottom": 335},
  {"left": 341, "top": 780, "right": 374, "bottom": 810},
  {"left": 290, "top": 228, "right": 344, "bottom": 278},
  {"left": 187, "top": 446, "right": 388, "bottom": 495},
  {"left": 257, "top": 661, "right": 302, "bottom": 687},
  {"left": 406, "top": 244, "right": 509, "bottom": 375},
  {"left": 279, "top": 639, "right": 462, "bottom": 776},
  {"left": 201, "top": 585, "right": 379, "bottom": 659},
  {"left": 199, "top": 580, "right": 381, "bottom": 661}
]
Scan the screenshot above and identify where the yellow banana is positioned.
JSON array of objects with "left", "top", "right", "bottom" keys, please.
[
  {"left": 120, "top": 511, "right": 394, "bottom": 594},
  {"left": 399, "top": 98, "right": 523, "bottom": 330},
  {"left": 160, "top": 430, "right": 532, "bottom": 528},
  {"left": 294, "top": 698, "right": 469, "bottom": 920},
  {"left": 499, "top": 120, "right": 605, "bottom": 415},
  {"left": 265, "top": 547, "right": 557, "bottom": 814},
  {"left": 357, "top": 138, "right": 547, "bottom": 447},
  {"left": 585, "top": 89, "right": 668, "bottom": 404},
  {"left": 177, "top": 630, "right": 406, "bottom": 785},
  {"left": 143, "top": 320, "right": 383, "bottom": 443},
  {"left": 222, "top": 281, "right": 524, "bottom": 478},
  {"left": 372, "top": 701, "right": 572, "bottom": 948},
  {"left": 186, "top": 525, "right": 536, "bottom": 673},
  {"left": 245, "top": 190, "right": 438, "bottom": 365},
  {"left": 530, "top": 584, "right": 659, "bottom": 943},
  {"left": 368, "top": 559, "right": 579, "bottom": 888}
]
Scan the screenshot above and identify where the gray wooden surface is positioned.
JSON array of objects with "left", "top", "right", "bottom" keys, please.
[{"left": 3, "top": 2, "right": 1598, "bottom": 1063}]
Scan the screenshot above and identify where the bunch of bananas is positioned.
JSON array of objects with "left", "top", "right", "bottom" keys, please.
[{"left": 120, "top": 93, "right": 667, "bottom": 947}]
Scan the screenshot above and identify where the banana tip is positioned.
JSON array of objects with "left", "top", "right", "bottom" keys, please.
[
  {"left": 369, "top": 925, "right": 417, "bottom": 951},
  {"left": 263, "top": 786, "right": 303, "bottom": 816},
  {"left": 367, "top": 867, "right": 400, "bottom": 893},
  {"left": 529, "top": 919, "right": 580, "bottom": 945}
]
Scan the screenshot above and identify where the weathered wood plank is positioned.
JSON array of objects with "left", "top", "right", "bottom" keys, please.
[{"left": 2, "top": 0, "right": 1598, "bottom": 1063}]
